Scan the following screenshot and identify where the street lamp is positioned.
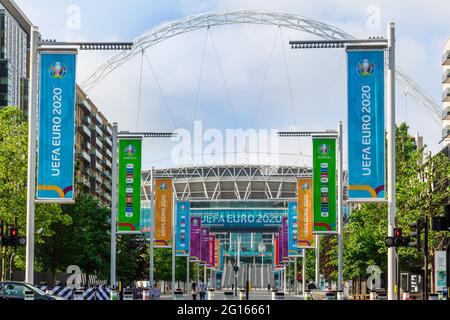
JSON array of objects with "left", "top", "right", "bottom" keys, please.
[
  {"left": 285, "top": 26, "right": 396, "bottom": 299},
  {"left": 25, "top": 28, "right": 135, "bottom": 285}
]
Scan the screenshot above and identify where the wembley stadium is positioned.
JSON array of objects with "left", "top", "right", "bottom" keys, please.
[{"left": 140, "top": 165, "right": 348, "bottom": 289}]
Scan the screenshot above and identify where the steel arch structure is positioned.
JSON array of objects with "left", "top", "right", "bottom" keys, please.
[{"left": 80, "top": 9, "right": 441, "bottom": 122}]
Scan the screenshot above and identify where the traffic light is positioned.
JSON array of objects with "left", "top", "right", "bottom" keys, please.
[
  {"left": 432, "top": 204, "right": 450, "bottom": 232},
  {"left": 9, "top": 227, "right": 18, "bottom": 246},
  {"left": 385, "top": 227, "right": 410, "bottom": 247},
  {"left": 408, "top": 219, "right": 422, "bottom": 251},
  {"left": 1, "top": 234, "right": 8, "bottom": 246}
]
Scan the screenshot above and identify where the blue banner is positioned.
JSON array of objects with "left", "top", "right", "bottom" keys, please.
[
  {"left": 37, "top": 51, "right": 77, "bottom": 202},
  {"left": 347, "top": 49, "right": 385, "bottom": 201},
  {"left": 175, "top": 201, "right": 190, "bottom": 256},
  {"left": 287, "top": 202, "right": 302, "bottom": 257},
  {"left": 193, "top": 209, "right": 285, "bottom": 230}
]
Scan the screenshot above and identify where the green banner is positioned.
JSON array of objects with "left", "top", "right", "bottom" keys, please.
[
  {"left": 312, "top": 137, "right": 337, "bottom": 234},
  {"left": 118, "top": 138, "right": 142, "bottom": 233}
]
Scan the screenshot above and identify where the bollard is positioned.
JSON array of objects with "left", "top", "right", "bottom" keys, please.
[
  {"left": 110, "top": 288, "right": 119, "bottom": 300},
  {"left": 325, "top": 292, "right": 336, "bottom": 300},
  {"left": 303, "top": 290, "right": 312, "bottom": 300},
  {"left": 437, "top": 291, "right": 443, "bottom": 300},
  {"left": 428, "top": 294, "right": 439, "bottom": 301},
  {"left": 369, "top": 291, "right": 377, "bottom": 300},
  {"left": 274, "top": 292, "right": 285, "bottom": 300},
  {"left": 174, "top": 289, "right": 184, "bottom": 300},
  {"left": 377, "top": 292, "right": 387, "bottom": 300},
  {"left": 271, "top": 289, "right": 278, "bottom": 300},
  {"left": 24, "top": 290, "right": 34, "bottom": 301},
  {"left": 402, "top": 291, "right": 411, "bottom": 300},
  {"left": 73, "top": 289, "right": 84, "bottom": 300},
  {"left": 123, "top": 290, "right": 134, "bottom": 301},
  {"left": 142, "top": 288, "right": 150, "bottom": 300},
  {"left": 207, "top": 289, "right": 215, "bottom": 300},
  {"left": 336, "top": 291, "right": 344, "bottom": 300},
  {"left": 239, "top": 290, "right": 246, "bottom": 300},
  {"left": 224, "top": 291, "right": 234, "bottom": 300}
]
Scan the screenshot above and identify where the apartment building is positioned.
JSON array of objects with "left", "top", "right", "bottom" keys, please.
[
  {"left": 0, "top": 0, "right": 31, "bottom": 116},
  {"left": 75, "top": 85, "right": 113, "bottom": 208}
]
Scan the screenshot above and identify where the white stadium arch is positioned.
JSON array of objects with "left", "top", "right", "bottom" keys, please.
[{"left": 80, "top": 9, "right": 442, "bottom": 124}]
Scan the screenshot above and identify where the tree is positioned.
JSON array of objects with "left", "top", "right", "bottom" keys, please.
[
  {"left": 0, "top": 107, "right": 68, "bottom": 280},
  {"left": 342, "top": 123, "right": 449, "bottom": 287}
]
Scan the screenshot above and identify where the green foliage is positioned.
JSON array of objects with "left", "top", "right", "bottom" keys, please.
[
  {"left": 152, "top": 247, "right": 189, "bottom": 283},
  {"left": 0, "top": 107, "right": 68, "bottom": 275},
  {"left": 342, "top": 122, "right": 449, "bottom": 281}
]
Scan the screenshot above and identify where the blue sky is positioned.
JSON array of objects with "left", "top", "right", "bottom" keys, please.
[{"left": 16, "top": 0, "right": 450, "bottom": 170}]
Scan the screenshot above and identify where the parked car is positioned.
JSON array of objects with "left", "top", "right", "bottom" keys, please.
[{"left": 0, "top": 281, "right": 66, "bottom": 300}]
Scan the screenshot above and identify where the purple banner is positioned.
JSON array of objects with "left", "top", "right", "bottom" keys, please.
[
  {"left": 200, "top": 227, "right": 210, "bottom": 264},
  {"left": 282, "top": 216, "right": 289, "bottom": 262},
  {"left": 190, "top": 217, "right": 201, "bottom": 261},
  {"left": 278, "top": 227, "right": 283, "bottom": 265}
]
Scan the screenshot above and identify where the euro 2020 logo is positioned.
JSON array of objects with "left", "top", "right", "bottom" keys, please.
[
  {"left": 125, "top": 145, "right": 136, "bottom": 156},
  {"left": 318, "top": 144, "right": 330, "bottom": 155},
  {"left": 49, "top": 62, "right": 67, "bottom": 79},
  {"left": 357, "top": 59, "right": 375, "bottom": 77},
  {"left": 160, "top": 182, "right": 168, "bottom": 191}
]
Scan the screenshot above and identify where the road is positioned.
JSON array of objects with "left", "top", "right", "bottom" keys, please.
[{"left": 158, "top": 291, "right": 311, "bottom": 300}]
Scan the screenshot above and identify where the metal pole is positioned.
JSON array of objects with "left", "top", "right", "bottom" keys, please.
[
  {"left": 294, "top": 257, "right": 298, "bottom": 294},
  {"left": 302, "top": 249, "right": 306, "bottom": 294},
  {"left": 172, "top": 192, "right": 176, "bottom": 295},
  {"left": 387, "top": 22, "right": 397, "bottom": 300},
  {"left": 446, "top": 242, "right": 450, "bottom": 300},
  {"left": 149, "top": 167, "right": 155, "bottom": 287},
  {"left": 315, "top": 235, "right": 320, "bottom": 288},
  {"left": 197, "top": 261, "right": 200, "bottom": 286},
  {"left": 424, "top": 217, "right": 429, "bottom": 300},
  {"left": 110, "top": 123, "right": 118, "bottom": 287},
  {"left": 25, "top": 26, "right": 40, "bottom": 285},
  {"left": 186, "top": 257, "right": 190, "bottom": 293},
  {"left": 337, "top": 121, "right": 344, "bottom": 291},
  {"left": 283, "top": 266, "right": 287, "bottom": 293},
  {"left": 261, "top": 254, "right": 264, "bottom": 290}
]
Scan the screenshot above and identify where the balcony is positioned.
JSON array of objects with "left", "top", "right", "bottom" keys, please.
[
  {"left": 106, "top": 126, "right": 113, "bottom": 136},
  {"left": 77, "top": 125, "right": 91, "bottom": 138},
  {"left": 443, "top": 88, "right": 450, "bottom": 102},
  {"left": 96, "top": 149, "right": 103, "bottom": 161},
  {"left": 76, "top": 151, "right": 91, "bottom": 163},
  {"left": 79, "top": 176, "right": 90, "bottom": 188},
  {"left": 443, "top": 50, "right": 450, "bottom": 66},
  {"left": 95, "top": 126, "right": 103, "bottom": 137},
  {"left": 106, "top": 148, "right": 112, "bottom": 158},
  {"left": 83, "top": 116, "right": 92, "bottom": 126},
  {"left": 95, "top": 161, "right": 103, "bottom": 172},
  {"left": 79, "top": 99, "right": 92, "bottom": 113},
  {"left": 103, "top": 181, "right": 112, "bottom": 191},
  {"left": 95, "top": 172, "right": 102, "bottom": 183},
  {"left": 96, "top": 137, "right": 103, "bottom": 149},
  {"left": 104, "top": 158, "right": 112, "bottom": 168},
  {"left": 443, "top": 105, "right": 450, "bottom": 121},
  {"left": 443, "top": 69, "right": 450, "bottom": 84}
]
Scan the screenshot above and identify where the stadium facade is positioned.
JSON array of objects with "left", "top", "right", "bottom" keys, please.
[{"left": 141, "top": 165, "right": 333, "bottom": 288}]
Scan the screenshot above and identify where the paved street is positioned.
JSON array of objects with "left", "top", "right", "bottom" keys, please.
[{"left": 158, "top": 291, "right": 310, "bottom": 300}]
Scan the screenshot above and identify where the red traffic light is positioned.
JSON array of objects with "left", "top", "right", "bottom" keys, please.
[
  {"left": 393, "top": 228, "right": 402, "bottom": 238},
  {"left": 10, "top": 228, "right": 18, "bottom": 237}
]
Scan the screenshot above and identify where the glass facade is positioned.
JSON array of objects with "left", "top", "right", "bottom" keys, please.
[
  {"left": 0, "top": 5, "right": 29, "bottom": 116},
  {"left": 191, "top": 200, "right": 284, "bottom": 264}
]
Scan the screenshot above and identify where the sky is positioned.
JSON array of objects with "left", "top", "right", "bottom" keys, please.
[{"left": 15, "top": 0, "right": 450, "bottom": 171}]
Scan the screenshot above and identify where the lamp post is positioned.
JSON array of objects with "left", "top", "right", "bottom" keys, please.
[
  {"left": 286, "top": 30, "right": 395, "bottom": 297},
  {"left": 25, "top": 30, "right": 134, "bottom": 285}
]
